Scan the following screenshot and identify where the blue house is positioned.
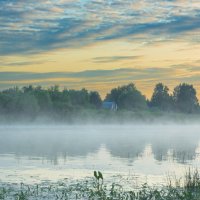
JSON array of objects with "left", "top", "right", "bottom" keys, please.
[{"left": 102, "top": 101, "right": 118, "bottom": 111}]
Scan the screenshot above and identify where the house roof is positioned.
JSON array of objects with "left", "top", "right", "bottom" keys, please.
[{"left": 102, "top": 101, "right": 116, "bottom": 109}]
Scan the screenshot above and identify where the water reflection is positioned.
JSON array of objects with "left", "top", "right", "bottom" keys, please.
[{"left": 0, "top": 125, "right": 199, "bottom": 164}]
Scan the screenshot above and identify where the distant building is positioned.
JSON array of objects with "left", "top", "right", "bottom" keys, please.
[{"left": 102, "top": 101, "right": 118, "bottom": 111}]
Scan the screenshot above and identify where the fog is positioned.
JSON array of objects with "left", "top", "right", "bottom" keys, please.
[{"left": 1, "top": 112, "right": 200, "bottom": 126}]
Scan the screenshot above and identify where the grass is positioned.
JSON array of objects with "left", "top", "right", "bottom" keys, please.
[{"left": 1, "top": 170, "right": 200, "bottom": 199}]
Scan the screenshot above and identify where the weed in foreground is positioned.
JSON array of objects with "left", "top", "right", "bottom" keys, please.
[{"left": 1, "top": 170, "right": 200, "bottom": 199}]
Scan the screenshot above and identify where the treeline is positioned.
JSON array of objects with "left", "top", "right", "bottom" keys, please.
[
  {"left": 106, "top": 83, "right": 199, "bottom": 113},
  {"left": 0, "top": 85, "right": 102, "bottom": 121},
  {"left": 0, "top": 83, "right": 199, "bottom": 121}
]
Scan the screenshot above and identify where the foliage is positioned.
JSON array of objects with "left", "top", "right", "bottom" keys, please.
[
  {"left": 150, "top": 83, "right": 173, "bottom": 111},
  {"left": 173, "top": 83, "right": 199, "bottom": 113},
  {"left": 0, "top": 85, "right": 102, "bottom": 121},
  {"left": 89, "top": 91, "right": 102, "bottom": 109},
  {"left": 105, "top": 83, "right": 147, "bottom": 110},
  {"left": 150, "top": 83, "right": 200, "bottom": 114}
]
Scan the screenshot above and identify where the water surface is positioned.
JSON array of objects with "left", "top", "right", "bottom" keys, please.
[{"left": 0, "top": 125, "right": 200, "bottom": 186}]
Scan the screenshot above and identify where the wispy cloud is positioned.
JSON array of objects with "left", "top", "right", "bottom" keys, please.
[
  {"left": 0, "top": 66, "right": 200, "bottom": 98},
  {"left": 92, "top": 56, "right": 142, "bottom": 63},
  {"left": 0, "top": 67, "right": 182, "bottom": 85},
  {"left": 1, "top": 0, "right": 200, "bottom": 55},
  {"left": 0, "top": 61, "right": 46, "bottom": 67}
]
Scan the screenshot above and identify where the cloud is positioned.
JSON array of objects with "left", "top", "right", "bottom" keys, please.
[
  {"left": 0, "top": 0, "right": 200, "bottom": 55},
  {"left": 92, "top": 56, "right": 142, "bottom": 63},
  {"left": 0, "top": 61, "right": 46, "bottom": 67},
  {"left": 0, "top": 67, "right": 177, "bottom": 84},
  {"left": 174, "top": 74, "right": 200, "bottom": 83},
  {"left": 0, "top": 66, "right": 200, "bottom": 98}
]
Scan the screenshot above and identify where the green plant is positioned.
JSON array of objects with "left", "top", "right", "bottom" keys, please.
[{"left": 93, "top": 171, "right": 103, "bottom": 192}]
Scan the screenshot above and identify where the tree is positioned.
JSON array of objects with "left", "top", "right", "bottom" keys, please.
[
  {"left": 68, "top": 88, "right": 90, "bottom": 107},
  {"left": 150, "top": 83, "right": 172, "bottom": 111},
  {"left": 89, "top": 91, "right": 102, "bottom": 108},
  {"left": 23, "top": 85, "right": 34, "bottom": 93},
  {"left": 173, "top": 83, "right": 199, "bottom": 113},
  {"left": 33, "top": 87, "right": 53, "bottom": 113},
  {"left": 105, "top": 83, "right": 147, "bottom": 110},
  {"left": 18, "top": 93, "right": 40, "bottom": 119}
]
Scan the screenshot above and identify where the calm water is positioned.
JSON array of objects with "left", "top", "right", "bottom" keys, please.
[{"left": 0, "top": 125, "right": 200, "bottom": 186}]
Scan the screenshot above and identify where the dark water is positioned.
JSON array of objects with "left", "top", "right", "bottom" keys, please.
[{"left": 0, "top": 125, "right": 200, "bottom": 185}]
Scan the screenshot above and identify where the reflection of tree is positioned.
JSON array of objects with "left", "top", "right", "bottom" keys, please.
[
  {"left": 0, "top": 128, "right": 102, "bottom": 162},
  {"left": 151, "top": 133, "right": 199, "bottom": 163},
  {"left": 104, "top": 134, "right": 146, "bottom": 160},
  {"left": 0, "top": 128, "right": 148, "bottom": 163},
  {"left": 0, "top": 127, "right": 199, "bottom": 165}
]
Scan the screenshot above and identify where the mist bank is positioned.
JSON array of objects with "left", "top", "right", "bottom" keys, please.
[{"left": 1, "top": 109, "right": 200, "bottom": 125}]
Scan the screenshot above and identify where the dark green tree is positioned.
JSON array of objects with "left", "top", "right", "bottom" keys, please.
[
  {"left": 22, "top": 85, "right": 34, "bottom": 93},
  {"left": 150, "top": 83, "right": 172, "bottom": 111},
  {"left": 18, "top": 93, "right": 40, "bottom": 119},
  {"left": 68, "top": 88, "right": 89, "bottom": 107},
  {"left": 89, "top": 91, "right": 102, "bottom": 108},
  {"left": 173, "top": 83, "right": 199, "bottom": 113},
  {"left": 106, "top": 83, "right": 147, "bottom": 110},
  {"left": 33, "top": 86, "right": 53, "bottom": 113},
  {"left": 0, "top": 87, "right": 22, "bottom": 115}
]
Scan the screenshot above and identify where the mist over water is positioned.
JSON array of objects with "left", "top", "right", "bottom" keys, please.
[{"left": 0, "top": 124, "right": 200, "bottom": 186}]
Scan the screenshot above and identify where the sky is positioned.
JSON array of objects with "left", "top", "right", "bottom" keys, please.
[{"left": 0, "top": 0, "right": 200, "bottom": 98}]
